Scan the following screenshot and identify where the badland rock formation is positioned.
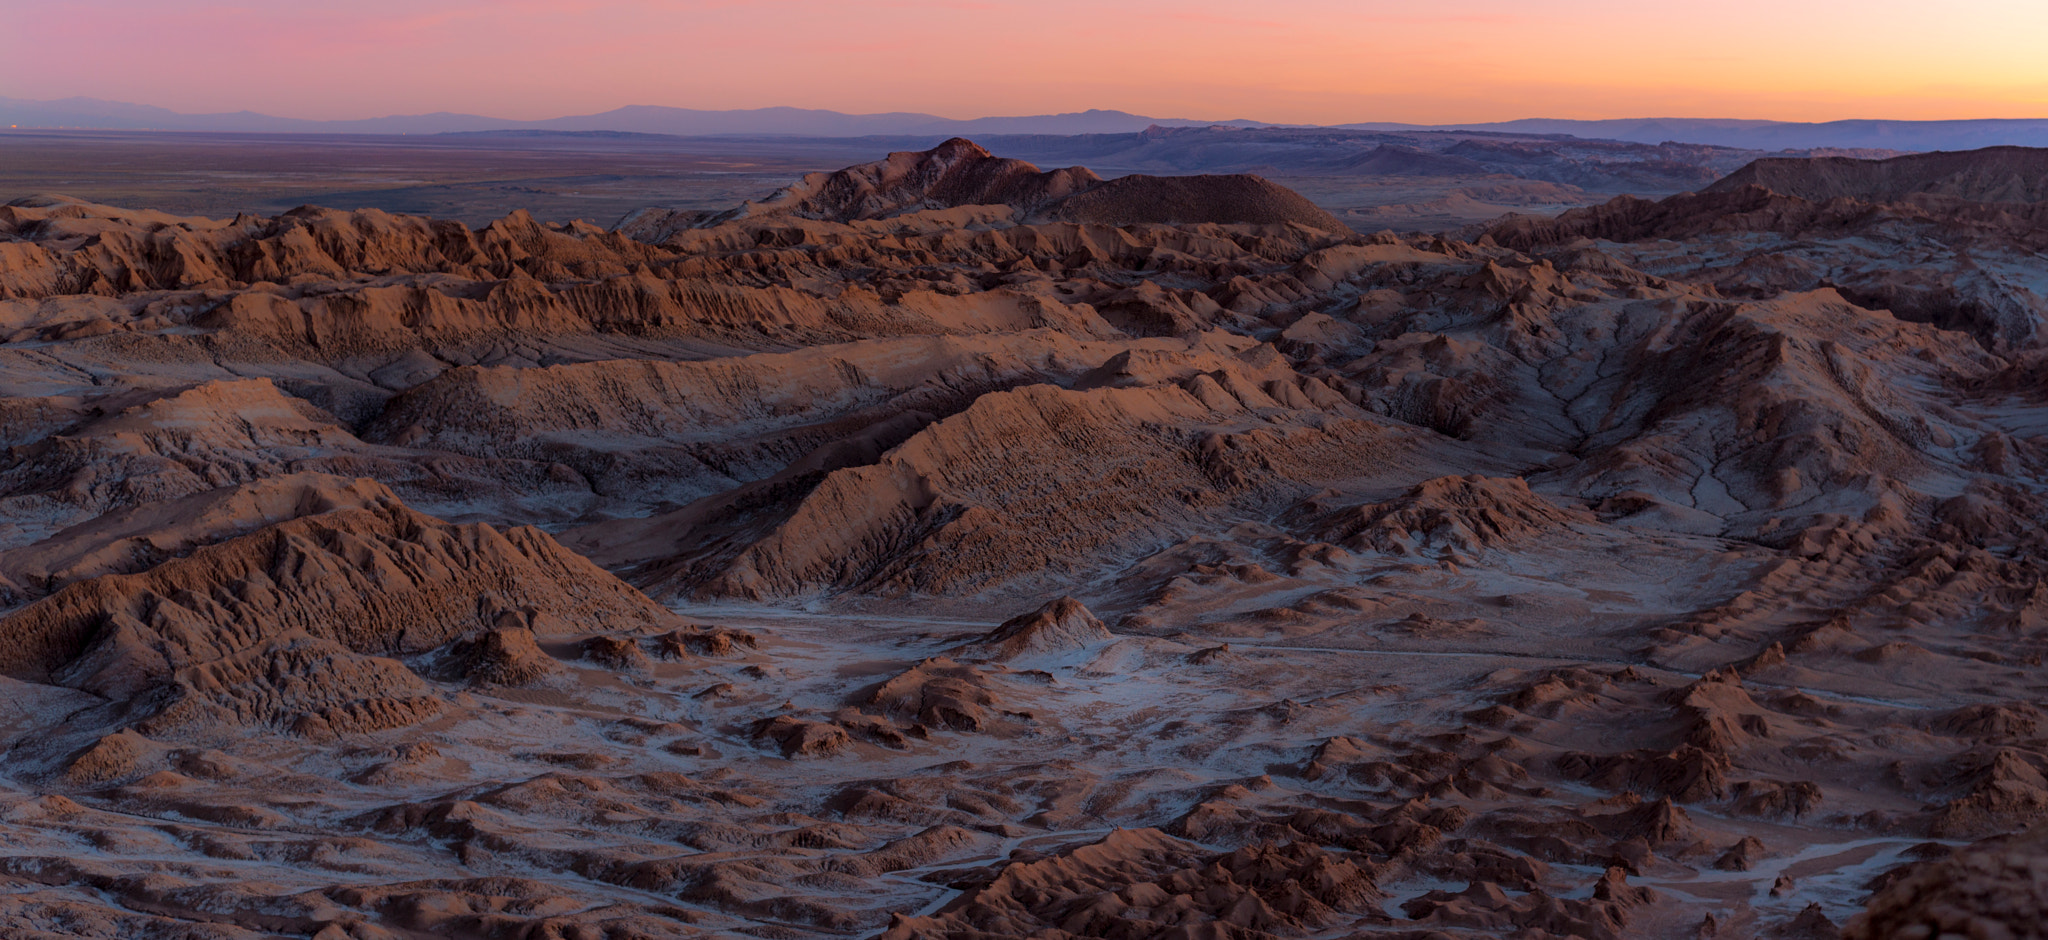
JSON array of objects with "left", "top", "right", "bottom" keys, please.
[{"left": 2, "top": 140, "right": 2047, "bottom": 937}]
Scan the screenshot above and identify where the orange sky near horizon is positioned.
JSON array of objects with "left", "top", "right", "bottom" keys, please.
[{"left": 4, "top": 0, "right": 2044, "bottom": 124}]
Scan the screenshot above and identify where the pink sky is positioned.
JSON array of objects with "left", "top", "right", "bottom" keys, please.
[{"left": 6, "top": 0, "right": 2046, "bottom": 123}]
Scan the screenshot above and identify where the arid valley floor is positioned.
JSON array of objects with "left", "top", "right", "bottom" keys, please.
[{"left": 3, "top": 134, "right": 2048, "bottom": 939}]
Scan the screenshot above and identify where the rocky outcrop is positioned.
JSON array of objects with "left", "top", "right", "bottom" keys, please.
[
  {"left": 1046, "top": 172, "right": 1353, "bottom": 232},
  {"left": 1485, "top": 148, "right": 2048, "bottom": 349},
  {"left": 880, "top": 828, "right": 1381, "bottom": 940},
  {"left": 1307, "top": 474, "right": 1593, "bottom": 557},
  {"left": 652, "top": 376, "right": 1399, "bottom": 599},
  {"left": 1846, "top": 827, "right": 2048, "bottom": 940},
  {"left": 3, "top": 497, "right": 672, "bottom": 683},
  {"left": 699, "top": 138, "right": 1103, "bottom": 225},
  {"left": 626, "top": 138, "right": 1350, "bottom": 234},
  {"left": 0, "top": 494, "right": 679, "bottom": 743},
  {"left": 0, "top": 472, "right": 393, "bottom": 594}
]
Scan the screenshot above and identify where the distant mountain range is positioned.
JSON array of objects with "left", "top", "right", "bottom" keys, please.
[
  {"left": 5, "top": 96, "right": 2048, "bottom": 152},
  {"left": 1341, "top": 117, "right": 2048, "bottom": 152},
  {"left": 0, "top": 97, "right": 1266, "bottom": 138}
]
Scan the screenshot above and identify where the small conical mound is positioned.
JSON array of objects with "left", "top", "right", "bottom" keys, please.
[{"left": 955, "top": 597, "right": 1111, "bottom": 661}]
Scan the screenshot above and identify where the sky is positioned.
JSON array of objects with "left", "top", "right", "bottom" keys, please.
[{"left": 4, "top": 0, "right": 2045, "bottom": 124}]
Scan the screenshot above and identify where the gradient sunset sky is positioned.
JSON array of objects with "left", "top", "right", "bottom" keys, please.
[{"left": 7, "top": 0, "right": 2045, "bottom": 124}]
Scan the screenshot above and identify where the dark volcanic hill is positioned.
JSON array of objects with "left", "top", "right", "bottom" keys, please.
[
  {"left": 623, "top": 137, "right": 1353, "bottom": 234},
  {"left": 1041, "top": 171, "right": 1350, "bottom": 230},
  {"left": 723, "top": 137, "right": 1106, "bottom": 222}
]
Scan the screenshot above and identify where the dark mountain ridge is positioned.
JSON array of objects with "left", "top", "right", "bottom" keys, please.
[{"left": 1706, "top": 145, "right": 2048, "bottom": 204}]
